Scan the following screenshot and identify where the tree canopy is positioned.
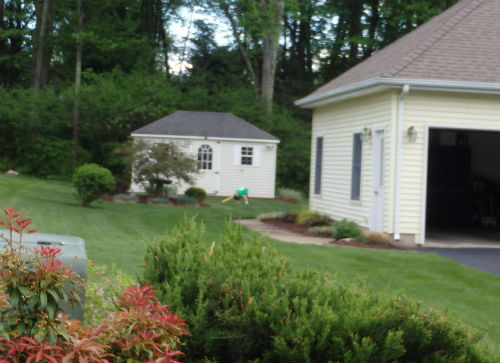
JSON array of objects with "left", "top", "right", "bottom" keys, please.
[{"left": 0, "top": 0, "right": 458, "bottom": 192}]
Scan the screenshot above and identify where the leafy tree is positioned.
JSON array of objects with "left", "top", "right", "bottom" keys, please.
[{"left": 123, "top": 139, "right": 198, "bottom": 197}]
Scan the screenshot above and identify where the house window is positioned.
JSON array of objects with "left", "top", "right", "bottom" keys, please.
[
  {"left": 314, "top": 137, "right": 323, "bottom": 194},
  {"left": 351, "top": 133, "right": 362, "bottom": 201},
  {"left": 241, "top": 147, "right": 253, "bottom": 165},
  {"left": 197, "top": 144, "right": 213, "bottom": 170}
]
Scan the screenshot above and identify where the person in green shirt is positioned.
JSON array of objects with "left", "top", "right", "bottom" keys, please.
[{"left": 234, "top": 186, "right": 249, "bottom": 204}]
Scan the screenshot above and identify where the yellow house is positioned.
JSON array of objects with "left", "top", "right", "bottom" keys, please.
[{"left": 296, "top": 0, "right": 500, "bottom": 246}]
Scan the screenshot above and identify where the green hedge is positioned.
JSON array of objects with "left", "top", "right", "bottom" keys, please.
[{"left": 143, "top": 218, "right": 493, "bottom": 363}]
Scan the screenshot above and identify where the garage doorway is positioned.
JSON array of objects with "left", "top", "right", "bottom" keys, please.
[{"left": 425, "top": 128, "right": 500, "bottom": 245}]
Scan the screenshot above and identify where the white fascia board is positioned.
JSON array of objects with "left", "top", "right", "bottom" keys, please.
[
  {"left": 131, "top": 134, "right": 205, "bottom": 140},
  {"left": 295, "top": 78, "right": 500, "bottom": 108},
  {"left": 207, "top": 136, "right": 280, "bottom": 144},
  {"left": 131, "top": 133, "right": 280, "bottom": 144}
]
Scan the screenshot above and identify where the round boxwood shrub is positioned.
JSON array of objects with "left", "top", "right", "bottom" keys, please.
[
  {"left": 72, "top": 163, "right": 114, "bottom": 206},
  {"left": 332, "top": 218, "right": 365, "bottom": 241},
  {"left": 184, "top": 187, "right": 206, "bottom": 201}
]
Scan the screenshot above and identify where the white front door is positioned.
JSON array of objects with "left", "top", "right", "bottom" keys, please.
[
  {"left": 370, "top": 130, "right": 385, "bottom": 232},
  {"left": 194, "top": 141, "right": 220, "bottom": 195}
]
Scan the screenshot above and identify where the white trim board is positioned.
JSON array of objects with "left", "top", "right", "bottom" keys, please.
[
  {"left": 132, "top": 133, "right": 280, "bottom": 144},
  {"left": 295, "top": 78, "right": 500, "bottom": 108},
  {"left": 419, "top": 124, "right": 500, "bottom": 245}
]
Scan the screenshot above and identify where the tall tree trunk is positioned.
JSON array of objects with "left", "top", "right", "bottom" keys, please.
[
  {"left": 33, "top": 0, "right": 51, "bottom": 91},
  {"left": 72, "top": 0, "right": 83, "bottom": 168},
  {"left": 364, "top": 0, "right": 380, "bottom": 58},
  {"left": 260, "top": 0, "right": 283, "bottom": 119},
  {"left": 221, "top": 3, "right": 259, "bottom": 88},
  {"left": 346, "top": 1, "right": 363, "bottom": 63}
]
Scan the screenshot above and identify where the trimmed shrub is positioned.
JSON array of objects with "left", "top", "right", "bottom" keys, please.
[
  {"left": 297, "top": 209, "right": 332, "bottom": 227},
  {"left": 281, "top": 210, "right": 299, "bottom": 223},
  {"left": 143, "top": 218, "right": 493, "bottom": 363},
  {"left": 184, "top": 187, "right": 206, "bottom": 201},
  {"left": 332, "top": 218, "right": 365, "bottom": 241},
  {"left": 72, "top": 163, "right": 114, "bottom": 206},
  {"left": 308, "top": 225, "right": 332, "bottom": 236},
  {"left": 277, "top": 188, "right": 304, "bottom": 203},
  {"left": 365, "top": 231, "right": 391, "bottom": 245},
  {"left": 257, "top": 212, "right": 284, "bottom": 221},
  {"left": 177, "top": 195, "right": 198, "bottom": 205}
]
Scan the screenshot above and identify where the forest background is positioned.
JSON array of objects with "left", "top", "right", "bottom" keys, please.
[{"left": 0, "top": 0, "right": 458, "bottom": 193}]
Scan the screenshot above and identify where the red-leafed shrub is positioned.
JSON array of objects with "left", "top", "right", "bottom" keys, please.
[
  {"left": 96, "top": 284, "right": 188, "bottom": 363},
  {"left": 0, "top": 207, "right": 188, "bottom": 363}
]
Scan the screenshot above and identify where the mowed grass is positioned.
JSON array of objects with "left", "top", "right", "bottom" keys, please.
[{"left": 1, "top": 175, "right": 499, "bottom": 356}]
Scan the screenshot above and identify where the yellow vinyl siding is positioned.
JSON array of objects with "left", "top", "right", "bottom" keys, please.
[
  {"left": 310, "top": 91, "right": 394, "bottom": 230},
  {"left": 400, "top": 91, "right": 500, "bottom": 240}
]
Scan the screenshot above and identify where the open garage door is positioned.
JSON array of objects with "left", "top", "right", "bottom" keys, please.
[{"left": 425, "top": 128, "right": 500, "bottom": 245}]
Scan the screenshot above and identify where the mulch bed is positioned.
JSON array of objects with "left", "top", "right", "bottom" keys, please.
[
  {"left": 262, "top": 219, "right": 406, "bottom": 250},
  {"left": 102, "top": 195, "right": 210, "bottom": 207}
]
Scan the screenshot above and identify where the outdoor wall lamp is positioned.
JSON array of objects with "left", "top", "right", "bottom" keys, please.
[
  {"left": 407, "top": 126, "right": 418, "bottom": 142},
  {"left": 360, "top": 127, "right": 372, "bottom": 142}
]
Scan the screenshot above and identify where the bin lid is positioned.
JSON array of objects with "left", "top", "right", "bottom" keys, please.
[
  {"left": 0, "top": 230, "right": 87, "bottom": 259},
  {"left": 0, "top": 230, "right": 84, "bottom": 247}
]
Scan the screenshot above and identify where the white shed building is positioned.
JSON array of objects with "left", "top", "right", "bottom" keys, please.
[{"left": 130, "top": 111, "right": 280, "bottom": 198}]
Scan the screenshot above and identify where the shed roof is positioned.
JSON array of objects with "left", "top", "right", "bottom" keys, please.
[
  {"left": 132, "top": 111, "right": 279, "bottom": 141},
  {"left": 301, "top": 0, "right": 499, "bottom": 103}
]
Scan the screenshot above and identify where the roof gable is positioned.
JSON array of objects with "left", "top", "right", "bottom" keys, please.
[
  {"left": 132, "top": 111, "right": 278, "bottom": 141},
  {"left": 307, "top": 0, "right": 499, "bottom": 99}
]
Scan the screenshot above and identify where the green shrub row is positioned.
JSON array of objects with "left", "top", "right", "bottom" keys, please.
[{"left": 143, "top": 217, "right": 492, "bottom": 363}]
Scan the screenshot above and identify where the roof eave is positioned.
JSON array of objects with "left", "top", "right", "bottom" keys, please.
[
  {"left": 295, "top": 78, "right": 500, "bottom": 108},
  {"left": 131, "top": 133, "right": 280, "bottom": 144}
]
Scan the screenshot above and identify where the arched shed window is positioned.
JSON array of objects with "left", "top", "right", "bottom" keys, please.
[{"left": 197, "top": 144, "right": 213, "bottom": 170}]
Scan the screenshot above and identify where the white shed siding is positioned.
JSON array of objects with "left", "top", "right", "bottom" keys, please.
[
  {"left": 310, "top": 91, "right": 395, "bottom": 230},
  {"left": 400, "top": 91, "right": 500, "bottom": 241},
  {"left": 218, "top": 141, "right": 277, "bottom": 198},
  {"left": 130, "top": 136, "right": 277, "bottom": 198}
]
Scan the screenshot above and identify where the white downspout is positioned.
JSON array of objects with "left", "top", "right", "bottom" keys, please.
[{"left": 394, "top": 84, "right": 410, "bottom": 240}]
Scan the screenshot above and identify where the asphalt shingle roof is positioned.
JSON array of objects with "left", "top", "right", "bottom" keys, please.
[
  {"left": 132, "top": 111, "right": 278, "bottom": 141},
  {"left": 310, "top": 0, "right": 500, "bottom": 97}
]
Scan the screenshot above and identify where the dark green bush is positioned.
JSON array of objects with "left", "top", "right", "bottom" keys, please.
[
  {"left": 143, "top": 218, "right": 492, "bottom": 363},
  {"left": 72, "top": 163, "right": 114, "bottom": 206},
  {"left": 332, "top": 218, "right": 365, "bottom": 241},
  {"left": 184, "top": 187, "right": 207, "bottom": 201}
]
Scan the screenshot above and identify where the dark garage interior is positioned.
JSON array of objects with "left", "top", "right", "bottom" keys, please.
[{"left": 426, "top": 128, "right": 500, "bottom": 243}]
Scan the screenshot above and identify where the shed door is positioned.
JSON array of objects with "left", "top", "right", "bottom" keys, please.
[
  {"left": 370, "top": 130, "right": 385, "bottom": 232},
  {"left": 194, "top": 142, "right": 219, "bottom": 194}
]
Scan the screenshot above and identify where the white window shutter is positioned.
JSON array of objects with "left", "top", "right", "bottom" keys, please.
[
  {"left": 233, "top": 146, "right": 241, "bottom": 166},
  {"left": 253, "top": 146, "right": 260, "bottom": 167}
]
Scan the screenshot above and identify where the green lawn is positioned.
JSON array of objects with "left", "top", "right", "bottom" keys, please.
[{"left": 1, "top": 175, "right": 499, "bottom": 356}]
